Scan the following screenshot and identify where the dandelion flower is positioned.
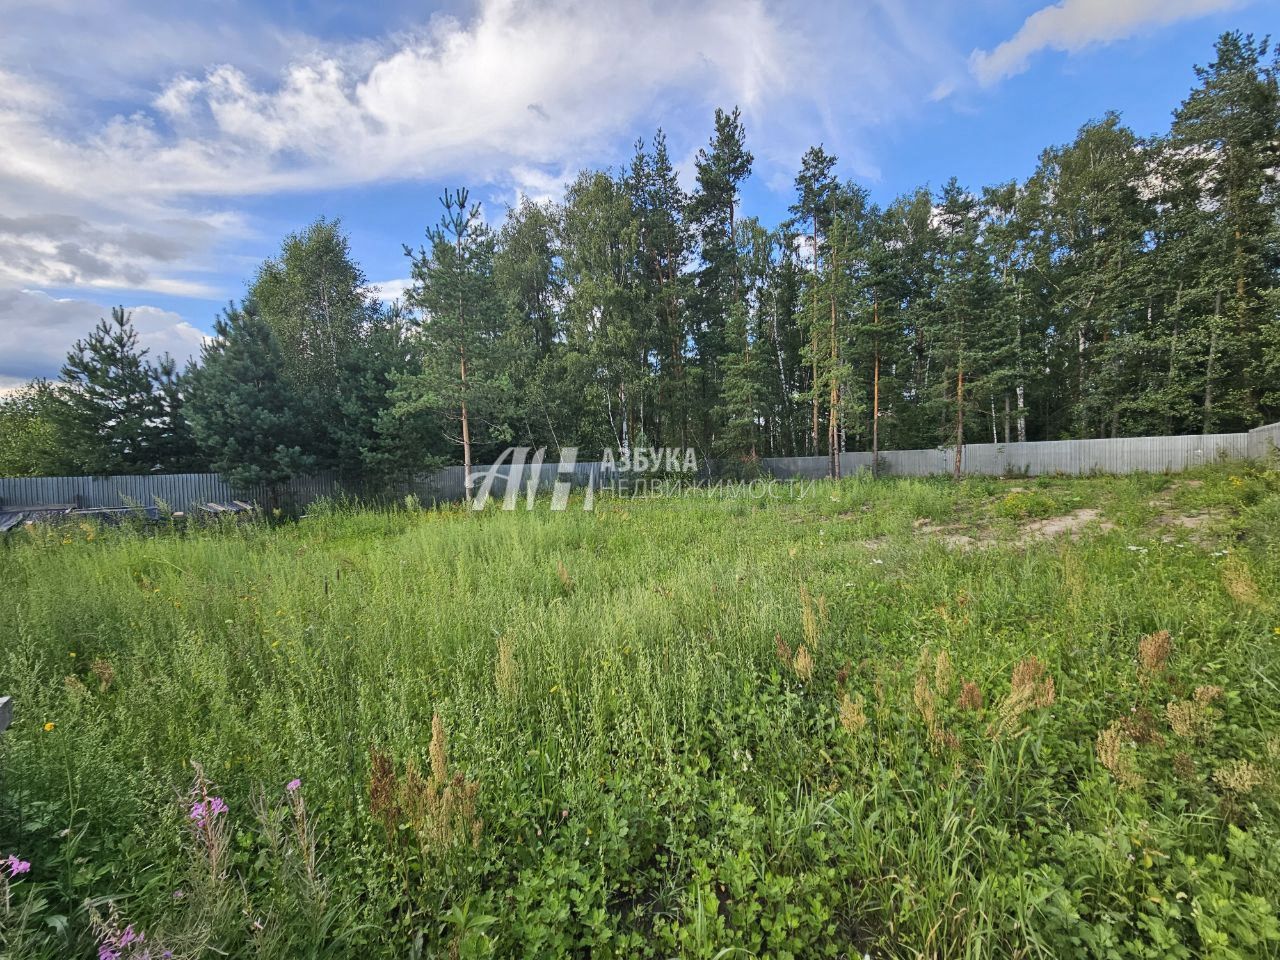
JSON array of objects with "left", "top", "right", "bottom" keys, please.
[{"left": 42, "top": 722, "right": 55, "bottom": 732}]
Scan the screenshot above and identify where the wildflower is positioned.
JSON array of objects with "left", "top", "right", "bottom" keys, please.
[
  {"left": 286, "top": 778, "right": 302, "bottom": 794},
  {"left": 5, "top": 854, "right": 31, "bottom": 877},
  {"left": 42, "top": 722, "right": 55, "bottom": 732},
  {"left": 189, "top": 796, "right": 227, "bottom": 824},
  {"left": 68, "top": 651, "right": 76, "bottom": 658}
]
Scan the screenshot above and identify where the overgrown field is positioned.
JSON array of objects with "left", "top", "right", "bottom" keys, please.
[{"left": 3, "top": 464, "right": 1280, "bottom": 958}]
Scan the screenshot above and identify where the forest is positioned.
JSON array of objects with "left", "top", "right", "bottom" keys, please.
[{"left": 1, "top": 32, "right": 1277, "bottom": 491}]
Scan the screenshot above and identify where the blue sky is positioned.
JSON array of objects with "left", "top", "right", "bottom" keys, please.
[{"left": 1, "top": 0, "right": 1274, "bottom": 387}]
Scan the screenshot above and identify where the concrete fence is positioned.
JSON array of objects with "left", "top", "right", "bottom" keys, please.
[{"left": 1, "top": 424, "right": 1276, "bottom": 513}]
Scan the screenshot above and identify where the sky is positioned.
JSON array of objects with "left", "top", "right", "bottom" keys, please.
[{"left": 1, "top": 0, "right": 1276, "bottom": 389}]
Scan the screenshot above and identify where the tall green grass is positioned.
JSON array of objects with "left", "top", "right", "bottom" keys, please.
[{"left": 2, "top": 464, "right": 1279, "bottom": 958}]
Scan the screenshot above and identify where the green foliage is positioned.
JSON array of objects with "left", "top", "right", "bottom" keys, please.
[
  {"left": 186, "top": 302, "right": 314, "bottom": 497},
  {"left": 51, "top": 307, "right": 201, "bottom": 475},
  {"left": 0, "top": 381, "right": 70, "bottom": 477}
]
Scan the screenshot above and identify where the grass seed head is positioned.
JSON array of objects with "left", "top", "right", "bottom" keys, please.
[{"left": 495, "top": 636, "right": 517, "bottom": 699}]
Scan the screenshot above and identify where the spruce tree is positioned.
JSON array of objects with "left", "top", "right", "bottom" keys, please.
[{"left": 186, "top": 302, "right": 313, "bottom": 502}]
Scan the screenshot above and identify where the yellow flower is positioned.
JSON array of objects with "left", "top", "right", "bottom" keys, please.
[
  {"left": 68, "top": 651, "right": 76, "bottom": 658},
  {"left": 43, "top": 722, "right": 56, "bottom": 732}
]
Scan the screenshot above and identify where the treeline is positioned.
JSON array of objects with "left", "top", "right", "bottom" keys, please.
[{"left": 2, "top": 32, "right": 1277, "bottom": 491}]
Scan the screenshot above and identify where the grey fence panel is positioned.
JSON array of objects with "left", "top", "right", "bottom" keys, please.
[
  {"left": 0, "top": 473, "right": 239, "bottom": 510},
  {"left": 880, "top": 449, "right": 946, "bottom": 477},
  {"left": 1248, "top": 422, "right": 1280, "bottom": 459},
  {"left": 3, "top": 427, "right": 1275, "bottom": 512},
  {"left": 759, "top": 457, "right": 831, "bottom": 479}
]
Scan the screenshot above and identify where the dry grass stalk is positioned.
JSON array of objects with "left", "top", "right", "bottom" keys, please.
[
  {"left": 933, "top": 649, "right": 954, "bottom": 696},
  {"left": 555, "top": 560, "right": 574, "bottom": 593},
  {"left": 988, "top": 657, "right": 1055, "bottom": 740},
  {"left": 839, "top": 692, "right": 867, "bottom": 735},
  {"left": 913, "top": 649, "right": 958, "bottom": 750},
  {"left": 1120, "top": 706, "right": 1165, "bottom": 747},
  {"left": 1096, "top": 721, "right": 1143, "bottom": 791},
  {"left": 774, "top": 634, "right": 793, "bottom": 667},
  {"left": 800, "top": 585, "right": 825, "bottom": 651},
  {"left": 367, "top": 714, "right": 483, "bottom": 855},
  {"left": 1137, "top": 630, "right": 1172, "bottom": 684},
  {"left": 1173, "top": 752, "right": 1197, "bottom": 781},
  {"left": 835, "top": 661, "right": 851, "bottom": 688},
  {"left": 1221, "top": 558, "right": 1261, "bottom": 607},
  {"left": 794, "top": 645, "right": 814, "bottom": 683},
  {"left": 1213, "top": 759, "right": 1264, "bottom": 795},
  {"left": 91, "top": 658, "right": 115, "bottom": 691},
  {"left": 956, "top": 680, "right": 984, "bottom": 711},
  {"left": 1194, "top": 685, "right": 1224, "bottom": 705},
  {"left": 1166, "top": 699, "right": 1214, "bottom": 741}
]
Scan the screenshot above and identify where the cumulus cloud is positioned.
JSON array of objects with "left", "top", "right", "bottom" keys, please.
[
  {"left": 970, "top": 0, "right": 1244, "bottom": 86},
  {"left": 0, "top": 0, "right": 968, "bottom": 298},
  {"left": 0, "top": 288, "right": 208, "bottom": 384}
]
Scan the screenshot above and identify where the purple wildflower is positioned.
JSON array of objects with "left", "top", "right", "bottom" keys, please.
[
  {"left": 98, "top": 946, "right": 121, "bottom": 960},
  {"left": 119, "top": 925, "right": 143, "bottom": 947},
  {"left": 286, "top": 778, "right": 302, "bottom": 793},
  {"left": 5, "top": 854, "right": 31, "bottom": 877},
  {"left": 189, "top": 796, "right": 227, "bottom": 824}
]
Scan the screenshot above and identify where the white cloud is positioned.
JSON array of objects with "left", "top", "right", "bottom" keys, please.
[
  {"left": 970, "top": 0, "right": 1244, "bottom": 86},
  {"left": 0, "top": 0, "right": 968, "bottom": 298},
  {"left": 0, "top": 289, "right": 207, "bottom": 384},
  {"left": 369, "top": 278, "right": 413, "bottom": 304}
]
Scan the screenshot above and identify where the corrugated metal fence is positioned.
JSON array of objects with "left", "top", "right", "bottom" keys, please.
[{"left": 2, "top": 424, "right": 1276, "bottom": 511}]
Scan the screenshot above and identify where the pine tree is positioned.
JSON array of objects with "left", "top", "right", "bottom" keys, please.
[
  {"left": 396, "top": 189, "right": 509, "bottom": 501},
  {"left": 54, "top": 307, "right": 166, "bottom": 474},
  {"left": 689, "top": 107, "right": 753, "bottom": 452},
  {"left": 627, "top": 131, "right": 693, "bottom": 448},
  {"left": 1167, "top": 32, "right": 1280, "bottom": 429},
  {"left": 790, "top": 146, "right": 840, "bottom": 456}
]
